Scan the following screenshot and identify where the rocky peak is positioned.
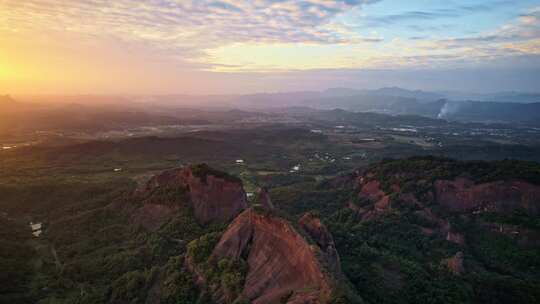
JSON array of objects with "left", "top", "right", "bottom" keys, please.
[
  {"left": 139, "top": 164, "right": 248, "bottom": 226},
  {"left": 208, "top": 208, "right": 339, "bottom": 304}
]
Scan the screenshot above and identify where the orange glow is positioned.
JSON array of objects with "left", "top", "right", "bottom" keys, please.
[{"left": 1, "top": 1, "right": 539, "bottom": 95}]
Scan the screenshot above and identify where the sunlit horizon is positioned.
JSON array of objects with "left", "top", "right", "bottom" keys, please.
[{"left": 1, "top": 0, "right": 540, "bottom": 95}]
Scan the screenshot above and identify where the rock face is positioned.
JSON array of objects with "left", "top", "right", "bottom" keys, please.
[
  {"left": 211, "top": 208, "right": 336, "bottom": 304},
  {"left": 131, "top": 204, "right": 174, "bottom": 231},
  {"left": 435, "top": 178, "right": 540, "bottom": 214},
  {"left": 299, "top": 212, "right": 341, "bottom": 273},
  {"left": 358, "top": 180, "right": 392, "bottom": 211},
  {"left": 414, "top": 208, "right": 465, "bottom": 245},
  {"left": 351, "top": 171, "right": 540, "bottom": 248},
  {"left": 358, "top": 180, "right": 387, "bottom": 204},
  {"left": 349, "top": 179, "right": 393, "bottom": 221},
  {"left": 257, "top": 187, "right": 274, "bottom": 209},
  {"left": 143, "top": 165, "right": 248, "bottom": 225}
]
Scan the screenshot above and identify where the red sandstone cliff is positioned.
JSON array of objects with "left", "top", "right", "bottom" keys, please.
[
  {"left": 435, "top": 178, "right": 540, "bottom": 214},
  {"left": 132, "top": 165, "right": 248, "bottom": 229},
  {"left": 348, "top": 168, "right": 540, "bottom": 249},
  {"left": 209, "top": 208, "right": 338, "bottom": 304},
  {"left": 299, "top": 212, "right": 341, "bottom": 274},
  {"left": 350, "top": 174, "right": 467, "bottom": 243},
  {"left": 348, "top": 179, "right": 393, "bottom": 222},
  {"left": 352, "top": 169, "right": 540, "bottom": 218}
]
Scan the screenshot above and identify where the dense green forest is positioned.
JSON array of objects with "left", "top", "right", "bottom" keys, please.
[{"left": 1, "top": 148, "right": 539, "bottom": 303}]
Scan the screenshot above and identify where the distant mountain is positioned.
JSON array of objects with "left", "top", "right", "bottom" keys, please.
[
  {"left": 322, "top": 87, "right": 444, "bottom": 101},
  {"left": 231, "top": 87, "right": 540, "bottom": 108},
  {"left": 6, "top": 89, "right": 540, "bottom": 130},
  {"left": 300, "top": 94, "right": 445, "bottom": 116},
  {"left": 19, "top": 94, "right": 133, "bottom": 106},
  {"left": 0, "top": 94, "right": 15, "bottom": 103},
  {"left": 0, "top": 95, "right": 24, "bottom": 111},
  {"left": 367, "top": 87, "right": 444, "bottom": 101},
  {"left": 287, "top": 94, "right": 540, "bottom": 125},
  {"left": 438, "top": 101, "right": 540, "bottom": 124},
  {"left": 437, "top": 91, "right": 540, "bottom": 103},
  {"left": 321, "top": 87, "right": 364, "bottom": 97},
  {"left": 483, "top": 92, "right": 540, "bottom": 103},
  {"left": 225, "top": 87, "right": 444, "bottom": 109},
  {"left": 0, "top": 101, "right": 185, "bottom": 134},
  {"left": 231, "top": 91, "right": 322, "bottom": 108}
]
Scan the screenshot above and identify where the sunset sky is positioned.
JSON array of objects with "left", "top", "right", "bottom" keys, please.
[{"left": 1, "top": 0, "right": 540, "bottom": 95}]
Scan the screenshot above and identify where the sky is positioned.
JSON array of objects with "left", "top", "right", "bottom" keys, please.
[{"left": 1, "top": 0, "right": 539, "bottom": 95}]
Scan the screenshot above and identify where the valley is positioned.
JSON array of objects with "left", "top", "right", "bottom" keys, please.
[{"left": 1, "top": 99, "right": 540, "bottom": 303}]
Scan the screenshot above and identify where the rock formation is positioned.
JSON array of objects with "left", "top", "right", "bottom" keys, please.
[
  {"left": 348, "top": 178, "right": 393, "bottom": 221},
  {"left": 435, "top": 178, "right": 540, "bottom": 214},
  {"left": 130, "top": 204, "right": 176, "bottom": 232},
  {"left": 299, "top": 212, "right": 341, "bottom": 273},
  {"left": 132, "top": 164, "right": 248, "bottom": 230},
  {"left": 208, "top": 208, "right": 339, "bottom": 304},
  {"left": 350, "top": 169, "right": 540, "bottom": 247}
]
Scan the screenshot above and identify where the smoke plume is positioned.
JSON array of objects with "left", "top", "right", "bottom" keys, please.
[{"left": 437, "top": 101, "right": 461, "bottom": 119}]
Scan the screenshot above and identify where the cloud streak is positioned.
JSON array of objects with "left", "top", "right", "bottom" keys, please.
[
  {"left": 359, "top": 0, "right": 516, "bottom": 27},
  {"left": 1, "top": 0, "right": 377, "bottom": 57},
  {"left": 0, "top": 0, "right": 539, "bottom": 94}
]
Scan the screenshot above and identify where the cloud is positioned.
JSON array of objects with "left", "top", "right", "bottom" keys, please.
[
  {"left": 363, "top": 10, "right": 459, "bottom": 27},
  {"left": 360, "top": 0, "right": 515, "bottom": 27},
  {"left": 429, "top": 7, "right": 540, "bottom": 50},
  {"left": 519, "top": 6, "right": 540, "bottom": 26},
  {"left": 206, "top": 3, "right": 540, "bottom": 72},
  {"left": 0, "top": 0, "right": 377, "bottom": 57},
  {"left": 457, "top": 0, "right": 514, "bottom": 13},
  {"left": 1, "top": 0, "right": 538, "bottom": 75}
]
